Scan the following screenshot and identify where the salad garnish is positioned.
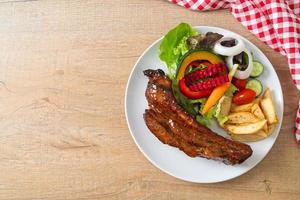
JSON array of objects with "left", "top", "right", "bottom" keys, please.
[
  {"left": 214, "top": 37, "right": 245, "bottom": 56},
  {"left": 159, "top": 23, "right": 197, "bottom": 79},
  {"left": 158, "top": 23, "right": 278, "bottom": 142},
  {"left": 226, "top": 48, "right": 253, "bottom": 79}
]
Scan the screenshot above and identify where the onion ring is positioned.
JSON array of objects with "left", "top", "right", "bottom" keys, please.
[
  {"left": 213, "top": 37, "right": 245, "bottom": 56},
  {"left": 226, "top": 48, "right": 253, "bottom": 79}
]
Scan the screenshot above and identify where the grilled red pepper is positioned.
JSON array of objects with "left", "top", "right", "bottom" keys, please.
[{"left": 178, "top": 78, "right": 212, "bottom": 99}]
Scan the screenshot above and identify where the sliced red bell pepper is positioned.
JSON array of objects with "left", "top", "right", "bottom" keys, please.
[{"left": 178, "top": 78, "right": 212, "bottom": 99}]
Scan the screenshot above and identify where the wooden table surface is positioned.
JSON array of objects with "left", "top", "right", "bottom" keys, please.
[{"left": 0, "top": 0, "right": 299, "bottom": 199}]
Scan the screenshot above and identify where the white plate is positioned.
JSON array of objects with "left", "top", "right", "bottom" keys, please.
[{"left": 125, "top": 26, "right": 283, "bottom": 183}]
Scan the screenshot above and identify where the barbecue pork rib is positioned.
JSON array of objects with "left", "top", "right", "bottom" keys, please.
[{"left": 143, "top": 69, "right": 252, "bottom": 165}]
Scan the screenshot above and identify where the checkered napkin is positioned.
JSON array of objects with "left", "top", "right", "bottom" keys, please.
[{"left": 169, "top": 0, "right": 300, "bottom": 145}]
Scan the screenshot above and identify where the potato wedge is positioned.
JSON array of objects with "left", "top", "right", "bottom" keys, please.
[
  {"left": 251, "top": 103, "right": 268, "bottom": 132},
  {"left": 260, "top": 97, "right": 278, "bottom": 124},
  {"left": 218, "top": 96, "right": 232, "bottom": 117},
  {"left": 260, "top": 88, "right": 278, "bottom": 124},
  {"left": 231, "top": 103, "right": 254, "bottom": 113},
  {"left": 224, "top": 120, "right": 267, "bottom": 134},
  {"left": 251, "top": 104, "right": 265, "bottom": 119},
  {"left": 263, "top": 124, "right": 268, "bottom": 133},
  {"left": 267, "top": 124, "right": 276, "bottom": 136},
  {"left": 227, "top": 112, "right": 259, "bottom": 124},
  {"left": 263, "top": 88, "right": 272, "bottom": 99},
  {"left": 230, "top": 130, "right": 268, "bottom": 142},
  {"left": 253, "top": 96, "right": 262, "bottom": 104}
]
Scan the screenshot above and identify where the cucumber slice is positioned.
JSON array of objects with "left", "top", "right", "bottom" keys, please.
[
  {"left": 246, "top": 79, "right": 263, "bottom": 96},
  {"left": 251, "top": 61, "right": 264, "bottom": 77}
]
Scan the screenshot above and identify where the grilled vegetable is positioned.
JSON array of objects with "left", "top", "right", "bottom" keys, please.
[
  {"left": 176, "top": 50, "right": 223, "bottom": 80},
  {"left": 177, "top": 50, "right": 229, "bottom": 100},
  {"left": 246, "top": 79, "right": 263, "bottom": 96}
]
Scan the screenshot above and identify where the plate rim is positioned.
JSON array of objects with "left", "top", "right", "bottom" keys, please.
[{"left": 124, "top": 25, "right": 284, "bottom": 183}]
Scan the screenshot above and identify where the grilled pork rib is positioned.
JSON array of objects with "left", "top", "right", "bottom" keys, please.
[{"left": 143, "top": 69, "right": 252, "bottom": 165}]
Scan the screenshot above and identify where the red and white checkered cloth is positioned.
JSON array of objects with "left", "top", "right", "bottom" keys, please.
[{"left": 170, "top": 0, "right": 300, "bottom": 145}]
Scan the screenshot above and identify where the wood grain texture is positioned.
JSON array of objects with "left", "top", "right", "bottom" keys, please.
[{"left": 0, "top": 0, "right": 299, "bottom": 199}]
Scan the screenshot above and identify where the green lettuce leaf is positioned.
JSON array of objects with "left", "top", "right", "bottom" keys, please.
[
  {"left": 214, "top": 100, "right": 228, "bottom": 125},
  {"left": 225, "top": 83, "right": 238, "bottom": 97},
  {"left": 159, "top": 23, "right": 197, "bottom": 79},
  {"left": 216, "top": 115, "right": 228, "bottom": 125},
  {"left": 214, "top": 96, "right": 232, "bottom": 125},
  {"left": 189, "top": 98, "right": 217, "bottom": 126},
  {"left": 189, "top": 98, "right": 207, "bottom": 105},
  {"left": 196, "top": 106, "right": 217, "bottom": 126}
]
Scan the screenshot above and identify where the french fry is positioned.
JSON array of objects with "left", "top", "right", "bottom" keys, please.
[
  {"left": 224, "top": 88, "right": 278, "bottom": 142},
  {"left": 263, "top": 88, "right": 272, "bottom": 99},
  {"left": 251, "top": 104, "right": 264, "bottom": 119},
  {"left": 230, "top": 130, "right": 268, "bottom": 142},
  {"left": 267, "top": 124, "right": 276, "bottom": 136},
  {"left": 253, "top": 96, "right": 262, "bottom": 104},
  {"left": 227, "top": 112, "right": 259, "bottom": 124},
  {"left": 260, "top": 97, "right": 278, "bottom": 124},
  {"left": 251, "top": 103, "right": 268, "bottom": 132},
  {"left": 230, "top": 103, "right": 254, "bottom": 113},
  {"left": 224, "top": 120, "right": 267, "bottom": 134},
  {"left": 218, "top": 96, "right": 232, "bottom": 117}
]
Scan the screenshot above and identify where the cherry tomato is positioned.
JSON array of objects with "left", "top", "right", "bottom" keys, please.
[
  {"left": 233, "top": 89, "right": 256, "bottom": 105},
  {"left": 232, "top": 78, "right": 247, "bottom": 91}
]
